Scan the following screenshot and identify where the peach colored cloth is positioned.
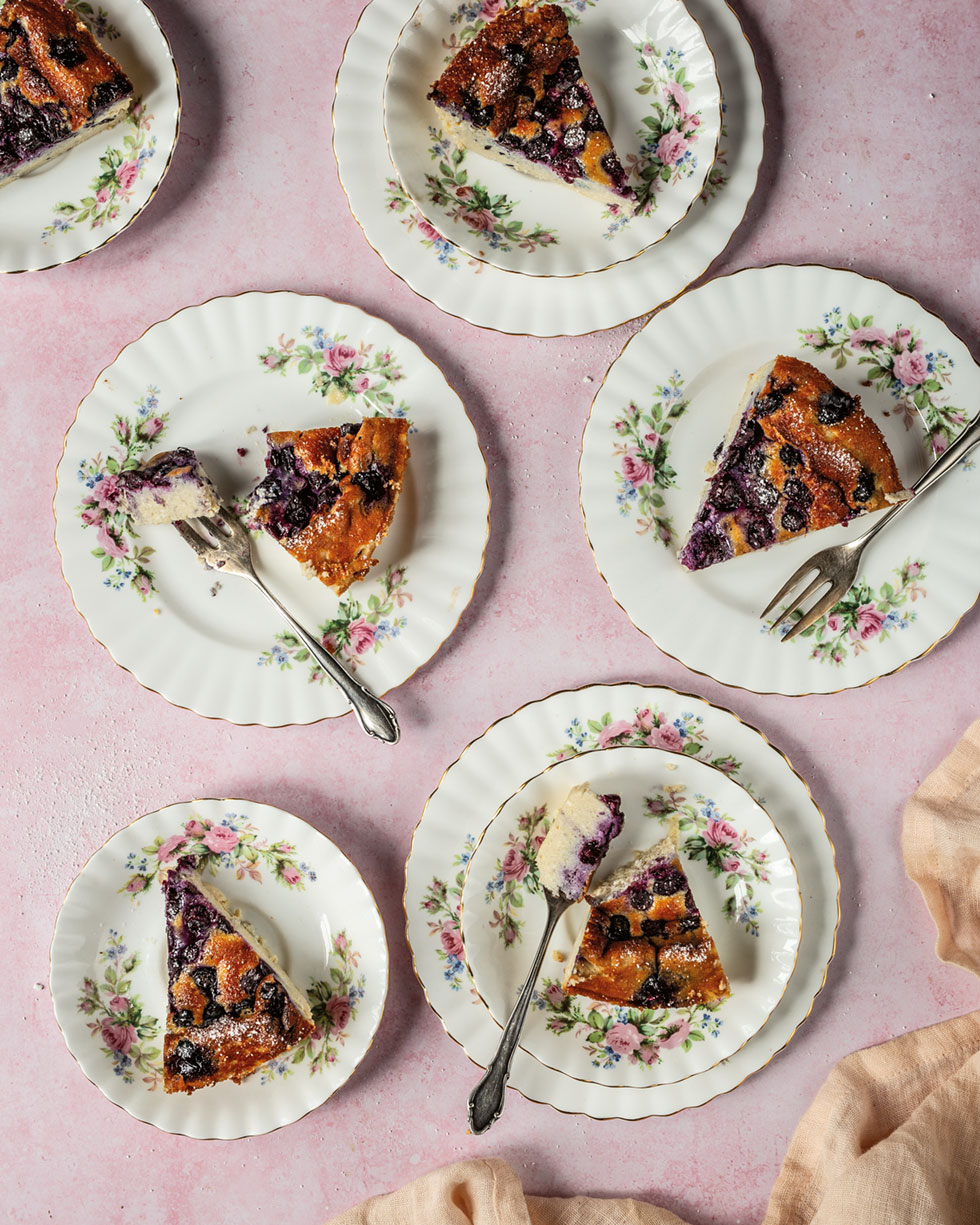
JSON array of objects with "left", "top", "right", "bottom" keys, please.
[{"left": 329, "top": 720, "right": 980, "bottom": 1225}]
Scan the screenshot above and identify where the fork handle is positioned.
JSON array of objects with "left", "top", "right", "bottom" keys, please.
[
  {"left": 859, "top": 410, "right": 980, "bottom": 548},
  {"left": 251, "top": 579, "right": 400, "bottom": 744}
]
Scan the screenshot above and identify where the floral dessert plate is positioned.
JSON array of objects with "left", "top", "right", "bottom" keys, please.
[
  {"left": 383, "top": 0, "right": 721, "bottom": 277},
  {"left": 580, "top": 263, "right": 980, "bottom": 695},
  {"left": 49, "top": 799, "right": 388, "bottom": 1139},
  {"left": 404, "top": 682, "right": 838, "bottom": 1119},
  {"left": 53, "top": 291, "right": 489, "bottom": 725},
  {"left": 460, "top": 745, "right": 801, "bottom": 1088},
  {"left": 0, "top": 0, "right": 180, "bottom": 275},
  {"left": 334, "top": 0, "right": 762, "bottom": 334}
]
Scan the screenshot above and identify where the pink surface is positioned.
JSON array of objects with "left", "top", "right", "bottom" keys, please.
[{"left": 2, "top": 0, "right": 980, "bottom": 1222}]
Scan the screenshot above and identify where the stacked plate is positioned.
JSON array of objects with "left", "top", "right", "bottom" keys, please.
[
  {"left": 404, "top": 682, "right": 839, "bottom": 1119},
  {"left": 334, "top": 0, "right": 765, "bottom": 335}
]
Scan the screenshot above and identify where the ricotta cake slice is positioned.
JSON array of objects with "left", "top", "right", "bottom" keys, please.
[
  {"left": 563, "top": 820, "right": 730, "bottom": 1008},
  {"left": 161, "top": 859, "right": 315, "bottom": 1094},
  {"left": 535, "top": 783, "right": 624, "bottom": 901},
  {"left": 117, "top": 448, "right": 221, "bottom": 526},
  {"left": 428, "top": 2, "right": 635, "bottom": 211},
  {"left": 678, "top": 355, "right": 908, "bottom": 571},
  {"left": 0, "top": 0, "right": 134, "bottom": 186},
  {"left": 246, "top": 418, "right": 410, "bottom": 595}
]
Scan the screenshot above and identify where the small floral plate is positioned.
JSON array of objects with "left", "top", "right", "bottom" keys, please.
[
  {"left": 0, "top": 0, "right": 180, "bottom": 275},
  {"left": 460, "top": 745, "right": 800, "bottom": 1087},
  {"left": 404, "top": 682, "right": 838, "bottom": 1119},
  {"left": 53, "top": 291, "right": 489, "bottom": 725},
  {"left": 383, "top": 0, "right": 721, "bottom": 277},
  {"left": 335, "top": 0, "right": 763, "bottom": 334},
  {"left": 580, "top": 263, "right": 980, "bottom": 695},
  {"left": 49, "top": 799, "right": 388, "bottom": 1139}
]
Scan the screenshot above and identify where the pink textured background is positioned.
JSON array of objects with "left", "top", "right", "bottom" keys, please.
[{"left": 3, "top": 1, "right": 980, "bottom": 1222}]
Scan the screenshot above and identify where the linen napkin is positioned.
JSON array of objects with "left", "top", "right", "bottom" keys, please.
[{"left": 329, "top": 719, "right": 980, "bottom": 1225}]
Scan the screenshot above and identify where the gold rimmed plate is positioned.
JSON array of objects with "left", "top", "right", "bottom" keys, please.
[
  {"left": 1, "top": 0, "right": 180, "bottom": 274},
  {"left": 460, "top": 745, "right": 801, "bottom": 1091},
  {"left": 403, "top": 682, "right": 838, "bottom": 1119}
]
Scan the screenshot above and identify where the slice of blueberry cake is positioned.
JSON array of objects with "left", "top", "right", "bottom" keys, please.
[
  {"left": 535, "top": 783, "right": 625, "bottom": 901},
  {"left": 428, "top": 2, "right": 635, "bottom": 211},
  {"left": 0, "top": 0, "right": 134, "bottom": 186},
  {"left": 563, "top": 820, "right": 731, "bottom": 1009},
  {"left": 161, "top": 858, "right": 315, "bottom": 1094},
  {"left": 117, "top": 448, "right": 221, "bottom": 525},
  {"left": 678, "top": 355, "right": 908, "bottom": 571},
  {"left": 246, "top": 418, "right": 410, "bottom": 595}
]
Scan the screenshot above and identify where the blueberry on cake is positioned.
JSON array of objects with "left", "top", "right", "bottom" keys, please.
[
  {"left": 117, "top": 448, "right": 221, "bottom": 526},
  {"left": 563, "top": 820, "right": 730, "bottom": 1008},
  {"left": 679, "top": 355, "right": 908, "bottom": 571},
  {"left": 536, "top": 783, "right": 625, "bottom": 901},
  {"left": 246, "top": 418, "right": 410, "bottom": 595},
  {"left": 161, "top": 859, "right": 315, "bottom": 1094},
  {"left": 0, "top": 0, "right": 134, "bottom": 186},
  {"left": 428, "top": 2, "right": 635, "bottom": 211}
]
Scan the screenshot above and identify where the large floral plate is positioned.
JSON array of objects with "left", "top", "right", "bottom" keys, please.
[
  {"left": 460, "top": 746, "right": 800, "bottom": 1087},
  {"left": 334, "top": 0, "right": 762, "bottom": 334},
  {"left": 383, "top": 0, "right": 721, "bottom": 277},
  {"left": 53, "top": 291, "right": 489, "bottom": 725},
  {"left": 1, "top": 0, "right": 180, "bottom": 275},
  {"left": 49, "top": 799, "right": 388, "bottom": 1139},
  {"left": 580, "top": 263, "right": 980, "bottom": 696},
  {"left": 404, "top": 682, "right": 837, "bottom": 1119}
]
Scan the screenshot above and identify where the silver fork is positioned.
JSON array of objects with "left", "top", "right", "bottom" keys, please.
[
  {"left": 762, "top": 412, "right": 980, "bottom": 641},
  {"left": 173, "top": 510, "right": 400, "bottom": 743}
]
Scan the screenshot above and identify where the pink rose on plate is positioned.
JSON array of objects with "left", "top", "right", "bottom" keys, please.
[
  {"left": 157, "top": 832, "right": 186, "bottom": 864},
  {"left": 203, "top": 823, "right": 240, "bottom": 853},
  {"left": 545, "top": 982, "right": 566, "bottom": 1007},
  {"left": 97, "top": 524, "right": 128, "bottom": 559},
  {"left": 655, "top": 130, "right": 689, "bottom": 166},
  {"left": 705, "top": 816, "right": 742, "bottom": 849},
  {"left": 892, "top": 347, "right": 929, "bottom": 387},
  {"left": 281, "top": 865, "right": 301, "bottom": 886},
  {"left": 326, "top": 994, "right": 352, "bottom": 1033},
  {"left": 826, "top": 612, "right": 844, "bottom": 633},
  {"left": 100, "top": 1018, "right": 137, "bottom": 1054},
  {"left": 124, "top": 875, "right": 148, "bottom": 893},
  {"left": 647, "top": 722, "right": 683, "bottom": 752},
  {"left": 96, "top": 185, "right": 111, "bottom": 205},
  {"left": 92, "top": 472, "right": 121, "bottom": 510},
  {"left": 606, "top": 1022, "right": 642, "bottom": 1054},
  {"left": 141, "top": 416, "right": 164, "bottom": 440},
  {"left": 598, "top": 719, "right": 633, "bottom": 748},
  {"left": 461, "top": 208, "right": 496, "bottom": 233},
  {"left": 849, "top": 325, "right": 888, "bottom": 350},
  {"left": 324, "top": 343, "right": 358, "bottom": 375},
  {"left": 662, "top": 80, "right": 691, "bottom": 115},
  {"left": 721, "top": 856, "right": 741, "bottom": 873},
  {"left": 417, "top": 217, "right": 443, "bottom": 243},
  {"left": 348, "top": 617, "right": 376, "bottom": 655},
  {"left": 134, "top": 573, "right": 151, "bottom": 597},
  {"left": 108, "top": 995, "right": 129, "bottom": 1013},
  {"left": 659, "top": 1018, "right": 690, "bottom": 1050},
  {"left": 501, "top": 847, "right": 529, "bottom": 882},
  {"left": 440, "top": 922, "right": 464, "bottom": 959},
  {"left": 353, "top": 374, "right": 371, "bottom": 394},
  {"left": 116, "top": 159, "right": 139, "bottom": 192},
  {"left": 621, "top": 449, "right": 656, "bottom": 488},
  {"left": 855, "top": 602, "right": 886, "bottom": 640}
]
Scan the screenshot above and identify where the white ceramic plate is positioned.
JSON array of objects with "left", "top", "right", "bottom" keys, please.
[
  {"left": 50, "top": 799, "right": 388, "bottom": 1139},
  {"left": 1, "top": 0, "right": 180, "bottom": 274},
  {"left": 580, "top": 263, "right": 980, "bottom": 696},
  {"left": 53, "top": 291, "right": 489, "bottom": 725},
  {"left": 404, "top": 682, "right": 838, "bottom": 1119},
  {"left": 384, "top": 0, "right": 721, "bottom": 277},
  {"left": 335, "top": 0, "right": 762, "bottom": 334},
  {"left": 460, "top": 746, "right": 800, "bottom": 1088}
]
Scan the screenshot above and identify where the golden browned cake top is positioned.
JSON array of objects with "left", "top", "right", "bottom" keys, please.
[
  {"left": 250, "top": 418, "right": 410, "bottom": 595},
  {"left": 429, "top": 4, "right": 575, "bottom": 139},
  {"left": 761, "top": 355, "right": 904, "bottom": 503},
  {"left": 1, "top": 0, "right": 132, "bottom": 129}
]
